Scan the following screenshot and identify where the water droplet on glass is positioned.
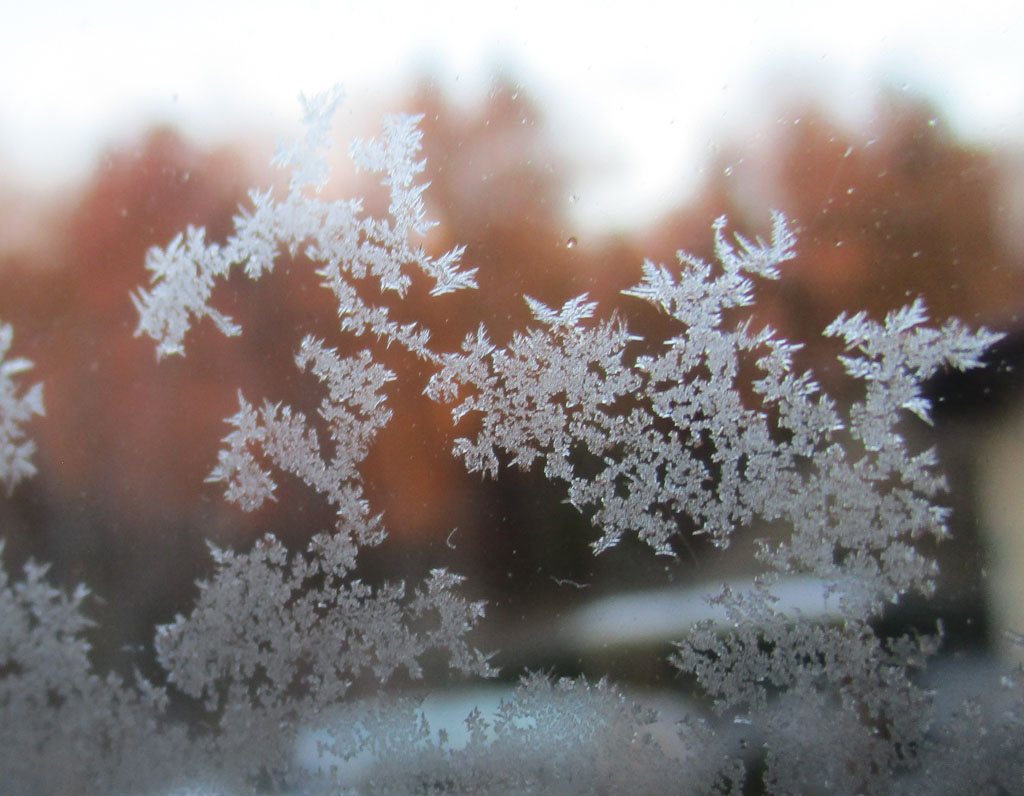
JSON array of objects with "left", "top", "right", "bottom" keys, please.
[
  {"left": 843, "top": 146, "right": 853, "bottom": 158},
  {"left": 565, "top": 236, "right": 578, "bottom": 249},
  {"left": 846, "top": 187, "right": 855, "bottom": 195},
  {"left": 723, "top": 166, "right": 734, "bottom": 177}
]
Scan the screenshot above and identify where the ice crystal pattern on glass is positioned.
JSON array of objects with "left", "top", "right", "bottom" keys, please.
[
  {"left": 0, "top": 323, "right": 43, "bottom": 491},
  {"left": 2, "top": 86, "right": 1023, "bottom": 794}
]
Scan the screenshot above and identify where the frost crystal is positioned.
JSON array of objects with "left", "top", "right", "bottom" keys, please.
[
  {"left": 133, "top": 85, "right": 475, "bottom": 359},
  {"left": 1, "top": 85, "right": 1020, "bottom": 794},
  {"left": 0, "top": 323, "right": 43, "bottom": 491}
]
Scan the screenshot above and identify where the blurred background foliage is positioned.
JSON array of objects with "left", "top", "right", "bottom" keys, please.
[{"left": 0, "top": 75, "right": 1022, "bottom": 688}]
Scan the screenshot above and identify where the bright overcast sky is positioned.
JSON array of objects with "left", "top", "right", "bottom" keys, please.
[{"left": 3, "top": 0, "right": 1024, "bottom": 231}]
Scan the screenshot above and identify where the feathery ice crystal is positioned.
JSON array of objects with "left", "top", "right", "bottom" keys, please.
[{"left": 1, "top": 85, "right": 1020, "bottom": 794}]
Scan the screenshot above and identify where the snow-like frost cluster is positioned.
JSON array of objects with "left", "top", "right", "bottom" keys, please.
[
  {"left": 2, "top": 85, "right": 1023, "bottom": 794},
  {"left": 0, "top": 324, "right": 43, "bottom": 491}
]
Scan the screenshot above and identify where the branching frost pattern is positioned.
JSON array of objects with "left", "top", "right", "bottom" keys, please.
[{"left": 0, "top": 86, "right": 1020, "bottom": 794}]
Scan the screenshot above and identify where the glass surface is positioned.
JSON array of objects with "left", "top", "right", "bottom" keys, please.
[{"left": 2, "top": 3, "right": 1024, "bottom": 792}]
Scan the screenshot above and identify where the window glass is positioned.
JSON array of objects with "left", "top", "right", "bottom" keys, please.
[{"left": 2, "top": 3, "right": 1023, "bottom": 793}]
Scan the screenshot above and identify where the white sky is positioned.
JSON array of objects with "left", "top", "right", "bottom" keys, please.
[{"left": 3, "top": 0, "right": 1024, "bottom": 232}]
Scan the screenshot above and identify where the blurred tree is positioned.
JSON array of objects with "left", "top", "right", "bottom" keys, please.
[
  {"left": 642, "top": 89, "right": 1024, "bottom": 388},
  {"left": 0, "top": 80, "right": 1021, "bottom": 671}
]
